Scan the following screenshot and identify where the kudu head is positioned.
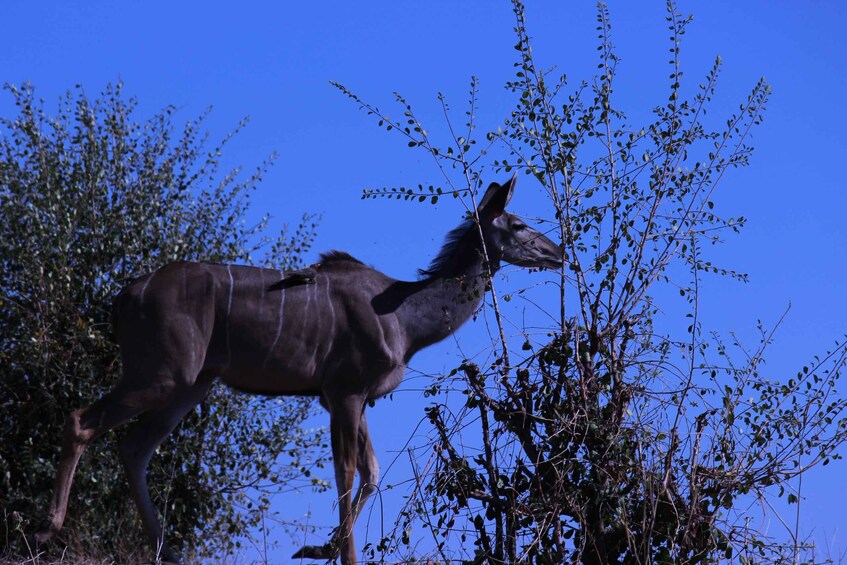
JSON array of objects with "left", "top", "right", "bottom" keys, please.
[{"left": 478, "top": 174, "right": 563, "bottom": 270}]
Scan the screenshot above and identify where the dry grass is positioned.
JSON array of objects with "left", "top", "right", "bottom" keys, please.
[
  {"left": 0, "top": 554, "right": 119, "bottom": 565},
  {"left": 2, "top": 511, "right": 156, "bottom": 565}
]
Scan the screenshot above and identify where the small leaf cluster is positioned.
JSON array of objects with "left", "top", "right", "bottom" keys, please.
[{"left": 361, "top": 184, "right": 450, "bottom": 204}]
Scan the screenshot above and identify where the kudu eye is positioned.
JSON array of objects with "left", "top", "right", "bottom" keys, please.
[{"left": 513, "top": 223, "right": 528, "bottom": 232}]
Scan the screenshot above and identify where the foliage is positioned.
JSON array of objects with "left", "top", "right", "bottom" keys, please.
[
  {"left": 339, "top": 1, "right": 847, "bottom": 563},
  {"left": 0, "top": 83, "right": 326, "bottom": 560}
]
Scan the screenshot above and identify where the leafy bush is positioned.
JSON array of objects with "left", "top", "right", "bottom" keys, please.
[{"left": 0, "top": 83, "right": 326, "bottom": 560}]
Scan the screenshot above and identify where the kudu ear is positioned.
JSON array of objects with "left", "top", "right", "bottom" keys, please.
[{"left": 479, "top": 173, "right": 517, "bottom": 219}]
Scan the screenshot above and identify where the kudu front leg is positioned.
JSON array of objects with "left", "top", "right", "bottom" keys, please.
[
  {"left": 293, "top": 396, "right": 363, "bottom": 564},
  {"left": 351, "top": 413, "right": 379, "bottom": 522},
  {"left": 294, "top": 411, "right": 380, "bottom": 562}
]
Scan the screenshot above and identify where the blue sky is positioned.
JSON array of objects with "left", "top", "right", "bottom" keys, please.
[{"left": 3, "top": 1, "right": 845, "bottom": 561}]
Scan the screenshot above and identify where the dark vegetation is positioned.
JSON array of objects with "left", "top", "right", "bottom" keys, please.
[{"left": 0, "top": 83, "right": 326, "bottom": 562}]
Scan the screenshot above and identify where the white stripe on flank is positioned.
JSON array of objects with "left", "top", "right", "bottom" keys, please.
[
  {"left": 311, "top": 282, "right": 321, "bottom": 364},
  {"left": 325, "top": 274, "right": 336, "bottom": 328},
  {"left": 322, "top": 275, "right": 336, "bottom": 366},
  {"left": 304, "top": 283, "right": 314, "bottom": 362},
  {"left": 304, "top": 279, "right": 312, "bottom": 320},
  {"left": 225, "top": 265, "right": 234, "bottom": 368},
  {"left": 139, "top": 269, "right": 156, "bottom": 304},
  {"left": 264, "top": 270, "right": 286, "bottom": 368}
]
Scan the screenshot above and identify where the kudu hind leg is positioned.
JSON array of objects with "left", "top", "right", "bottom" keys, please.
[
  {"left": 35, "top": 385, "right": 160, "bottom": 544},
  {"left": 119, "top": 378, "right": 213, "bottom": 564}
]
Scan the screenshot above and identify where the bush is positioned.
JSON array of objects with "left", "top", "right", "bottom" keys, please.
[{"left": 0, "top": 82, "right": 326, "bottom": 561}]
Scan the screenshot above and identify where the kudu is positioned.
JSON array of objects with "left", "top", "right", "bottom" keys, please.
[{"left": 34, "top": 174, "right": 562, "bottom": 564}]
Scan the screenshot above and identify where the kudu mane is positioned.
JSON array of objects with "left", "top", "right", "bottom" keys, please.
[
  {"left": 417, "top": 218, "right": 478, "bottom": 278},
  {"left": 317, "top": 250, "right": 365, "bottom": 266},
  {"left": 316, "top": 218, "right": 481, "bottom": 280}
]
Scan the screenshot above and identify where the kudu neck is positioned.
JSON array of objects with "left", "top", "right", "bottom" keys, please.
[{"left": 402, "top": 229, "right": 499, "bottom": 355}]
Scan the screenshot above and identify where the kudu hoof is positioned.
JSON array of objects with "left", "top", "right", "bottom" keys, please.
[
  {"left": 156, "top": 548, "right": 183, "bottom": 564},
  {"left": 32, "top": 518, "right": 55, "bottom": 542},
  {"left": 292, "top": 542, "right": 338, "bottom": 560},
  {"left": 25, "top": 532, "right": 42, "bottom": 557},
  {"left": 139, "top": 554, "right": 181, "bottom": 565},
  {"left": 27, "top": 520, "right": 56, "bottom": 554}
]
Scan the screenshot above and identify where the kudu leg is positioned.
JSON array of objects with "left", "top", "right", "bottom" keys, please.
[
  {"left": 351, "top": 413, "right": 379, "bottom": 522},
  {"left": 293, "top": 396, "right": 364, "bottom": 564},
  {"left": 118, "top": 378, "right": 213, "bottom": 564},
  {"left": 330, "top": 397, "right": 364, "bottom": 565},
  {"left": 34, "top": 384, "right": 165, "bottom": 545}
]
